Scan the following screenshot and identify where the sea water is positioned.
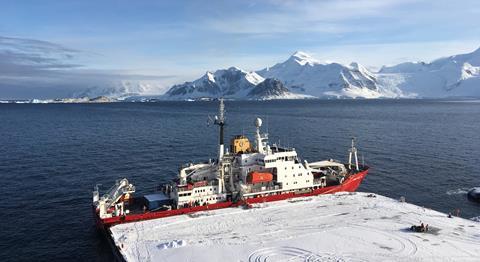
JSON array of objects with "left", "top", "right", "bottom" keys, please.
[{"left": 1, "top": 99, "right": 479, "bottom": 261}]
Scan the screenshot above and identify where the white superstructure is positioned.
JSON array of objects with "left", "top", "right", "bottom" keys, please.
[
  {"left": 93, "top": 99, "right": 363, "bottom": 219},
  {"left": 164, "top": 100, "right": 359, "bottom": 208}
]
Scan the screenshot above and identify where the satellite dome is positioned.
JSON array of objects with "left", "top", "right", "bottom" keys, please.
[{"left": 255, "top": 118, "right": 262, "bottom": 128}]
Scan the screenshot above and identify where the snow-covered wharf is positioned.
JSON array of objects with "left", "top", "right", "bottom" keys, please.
[{"left": 110, "top": 192, "right": 480, "bottom": 261}]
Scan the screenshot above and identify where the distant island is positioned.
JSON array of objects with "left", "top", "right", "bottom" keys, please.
[{"left": 0, "top": 96, "right": 116, "bottom": 104}]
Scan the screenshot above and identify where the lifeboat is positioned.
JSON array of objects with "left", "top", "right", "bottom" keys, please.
[{"left": 247, "top": 172, "right": 273, "bottom": 184}]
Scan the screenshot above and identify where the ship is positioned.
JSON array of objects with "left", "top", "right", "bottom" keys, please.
[{"left": 93, "top": 99, "right": 369, "bottom": 229}]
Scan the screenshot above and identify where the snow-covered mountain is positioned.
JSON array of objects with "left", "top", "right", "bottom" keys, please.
[
  {"left": 88, "top": 48, "right": 480, "bottom": 100},
  {"left": 257, "top": 51, "right": 406, "bottom": 99},
  {"left": 378, "top": 47, "right": 480, "bottom": 97},
  {"left": 74, "top": 80, "right": 169, "bottom": 100},
  {"left": 164, "top": 67, "right": 308, "bottom": 100},
  {"left": 166, "top": 67, "right": 262, "bottom": 99},
  {"left": 247, "top": 78, "right": 313, "bottom": 100}
]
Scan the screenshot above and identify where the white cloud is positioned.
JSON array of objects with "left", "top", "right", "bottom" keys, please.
[
  {"left": 0, "top": 36, "right": 179, "bottom": 99},
  {"left": 204, "top": 0, "right": 414, "bottom": 35},
  {"left": 305, "top": 40, "right": 480, "bottom": 68}
]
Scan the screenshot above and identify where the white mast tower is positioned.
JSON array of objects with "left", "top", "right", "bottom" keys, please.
[
  {"left": 348, "top": 138, "right": 359, "bottom": 171},
  {"left": 255, "top": 117, "right": 264, "bottom": 154},
  {"left": 214, "top": 98, "right": 226, "bottom": 160}
]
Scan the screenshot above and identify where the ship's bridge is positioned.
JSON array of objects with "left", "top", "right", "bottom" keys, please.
[
  {"left": 264, "top": 148, "right": 299, "bottom": 168},
  {"left": 238, "top": 152, "right": 265, "bottom": 167}
]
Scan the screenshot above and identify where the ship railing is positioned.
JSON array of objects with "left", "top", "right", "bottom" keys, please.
[
  {"left": 313, "top": 178, "right": 327, "bottom": 187},
  {"left": 177, "top": 180, "right": 219, "bottom": 192},
  {"left": 177, "top": 186, "right": 190, "bottom": 192},
  {"left": 248, "top": 185, "right": 280, "bottom": 194}
]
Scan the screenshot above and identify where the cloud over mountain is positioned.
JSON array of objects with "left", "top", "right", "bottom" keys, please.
[{"left": 0, "top": 36, "right": 175, "bottom": 99}]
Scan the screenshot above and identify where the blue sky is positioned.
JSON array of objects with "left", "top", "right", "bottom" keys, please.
[{"left": 1, "top": 0, "right": 479, "bottom": 98}]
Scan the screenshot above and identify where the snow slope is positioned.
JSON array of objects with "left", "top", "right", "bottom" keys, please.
[
  {"left": 379, "top": 47, "right": 480, "bottom": 98},
  {"left": 166, "top": 67, "right": 263, "bottom": 99},
  {"left": 257, "top": 52, "right": 407, "bottom": 99},
  {"left": 165, "top": 67, "right": 308, "bottom": 100},
  {"left": 110, "top": 192, "right": 480, "bottom": 261},
  {"left": 73, "top": 80, "right": 169, "bottom": 100}
]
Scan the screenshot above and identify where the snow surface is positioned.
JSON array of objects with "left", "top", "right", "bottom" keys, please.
[
  {"left": 110, "top": 192, "right": 480, "bottom": 261},
  {"left": 74, "top": 80, "right": 170, "bottom": 100},
  {"left": 164, "top": 67, "right": 269, "bottom": 100},
  {"left": 255, "top": 92, "right": 315, "bottom": 100},
  {"left": 163, "top": 66, "right": 311, "bottom": 100},
  {"left": 257, "top": 51, "right": 407, "bottom": 99},
  {"left": 379, "top": 47, "right": 480, "bottom": 98}
]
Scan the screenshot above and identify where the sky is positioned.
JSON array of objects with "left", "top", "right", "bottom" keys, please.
[{"left": 1, "top": 0, "right": 479, "bottom": 99}]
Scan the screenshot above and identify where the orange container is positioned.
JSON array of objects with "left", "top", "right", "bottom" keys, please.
[{"left": 247, "top": 172, "right": 273, "bottom": 184}]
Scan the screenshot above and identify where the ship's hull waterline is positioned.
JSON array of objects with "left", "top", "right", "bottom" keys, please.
[{"left": 95, "top": 167, "right": 369, "bottom": 229}]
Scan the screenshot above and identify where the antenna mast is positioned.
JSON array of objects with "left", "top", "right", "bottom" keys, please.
[
  {"left": 214, "top": 98, "right": 226, "bottom": 160},
  {"left": 348, "top": 137, "right": 359, "bottom": 171}
]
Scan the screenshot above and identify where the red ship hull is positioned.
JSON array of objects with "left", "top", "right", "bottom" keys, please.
[{"left": 95, "top": 167, "right": 369, "bottom": 229}]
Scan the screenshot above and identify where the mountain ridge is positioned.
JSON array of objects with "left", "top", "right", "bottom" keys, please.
[
  {"left": 77, "top": 47, "right": 480, "bottom": 100},
  {"left": 163, "top": 66, "right": 309, "bottom": 100}
]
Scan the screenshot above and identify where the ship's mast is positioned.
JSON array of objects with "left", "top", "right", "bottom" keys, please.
[
  {"left": 214, "top": 98, "right": 226, "bottom": 160},
  {"left": 348, "top": 138, "right": 359, "bottom": 171},
  {"left": 255, "top": 117, "right": 264, "bottom": 154}
]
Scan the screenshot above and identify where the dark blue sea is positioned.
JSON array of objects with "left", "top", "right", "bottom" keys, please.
[{"left": 1, "top": 99, "right": 479, "bottom": 261}]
